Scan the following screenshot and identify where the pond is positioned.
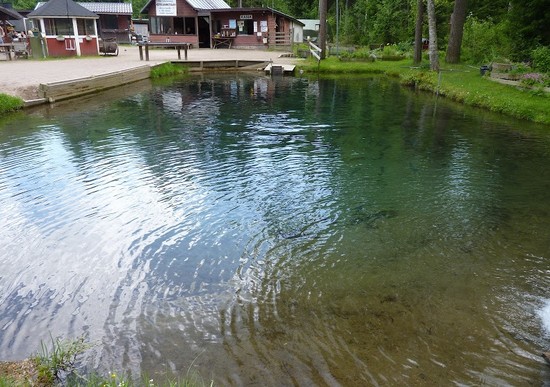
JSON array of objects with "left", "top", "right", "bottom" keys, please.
[{"left": 1, "top": 74, "right": 550, "bottom": 385}]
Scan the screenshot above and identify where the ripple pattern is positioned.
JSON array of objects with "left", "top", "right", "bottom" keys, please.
[{"left": 1, "top": 75, "right": 550, "bottom": 385}]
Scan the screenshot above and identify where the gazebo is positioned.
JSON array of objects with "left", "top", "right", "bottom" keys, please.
[{"left": 28, "top": 0, "right": 99, "bottom": 56}]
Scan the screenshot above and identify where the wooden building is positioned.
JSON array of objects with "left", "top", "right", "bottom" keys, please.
[
  {"left": 28, "top": 0, "right": 99, "bottom": 57},
  {"left": 140, "top": 0, "right": 303, "bottom": 49},
  {"left": 36, "top": 2, "right": 133, "bottom": 43},
  {"left": 80, "top": 2, "right": 132, "bottom": 43}
]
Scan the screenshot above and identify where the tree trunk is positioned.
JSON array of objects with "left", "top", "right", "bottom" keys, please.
[
  {"left": 445, "top": 0, "right": 468, "bottom": 63},
  {"left": 427, "top": 0, "right": 439, "bottom": 71},
  {"left": 413, "top": 0, "right": 424, "bottom": 64},
  {"left": 318, "top": 0, "right": 328, "bottom": 59}
]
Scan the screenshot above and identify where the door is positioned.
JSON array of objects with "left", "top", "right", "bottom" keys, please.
[{"left": 198, "top": 16, "right": 210, "bottom": 48}]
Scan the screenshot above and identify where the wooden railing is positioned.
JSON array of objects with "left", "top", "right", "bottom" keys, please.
[
  {"left": 272, "top": 31, "right": 291, "bottom": 46},
  {"left": 309, "top": 41, "right": 322, "bottom": 63}
]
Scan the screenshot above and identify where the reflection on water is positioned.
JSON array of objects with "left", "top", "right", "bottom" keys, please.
[{"left": 1, "top": 74, "right": 550, "bottom": 385}]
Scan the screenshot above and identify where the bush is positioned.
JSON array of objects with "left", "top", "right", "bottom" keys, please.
[
  {"left": 531, "top": 46, "right": 550, "bottom": 73},
  {"left": 0, "top": 93, "right": 24, "bottom": 115},
  {"left": 461, "top": 17, "right": 512, "bottom": 64},
  {"left": 519, "top": 72, "right": 546, "bottom": 86}
]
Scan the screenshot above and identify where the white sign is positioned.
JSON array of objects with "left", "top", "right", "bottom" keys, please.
[{"left": 156, "top": 0, "right": 176, "bottom": 16}]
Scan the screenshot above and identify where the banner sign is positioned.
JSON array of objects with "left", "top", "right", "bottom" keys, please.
[{"left": 156, "top": 0, "right": 176, "bottom": 16}]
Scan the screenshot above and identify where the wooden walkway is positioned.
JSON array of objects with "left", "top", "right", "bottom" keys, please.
[{"left": 264, "top": 63, "right": 296, "bottom": 75}]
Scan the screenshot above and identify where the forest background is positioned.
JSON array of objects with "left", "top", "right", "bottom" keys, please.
[{"left": 9, "top": 0, "right": 550, "bottom": 66}]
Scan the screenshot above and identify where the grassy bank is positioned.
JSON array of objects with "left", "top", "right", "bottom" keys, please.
[
  {"left": 0, "top": 94, "right": 24, "bottom": 116},
  {"left": 298, "top": 57, "right": 550, "bottom": 125}
]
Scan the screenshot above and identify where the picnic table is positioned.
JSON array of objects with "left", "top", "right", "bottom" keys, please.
[{"left": 137, "top": 42, "right": 192, "bottom": 61}]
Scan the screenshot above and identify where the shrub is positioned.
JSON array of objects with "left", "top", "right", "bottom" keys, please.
[
  {"left": 461, "top": 17, "right": 512, "bottom": 64},
  {"left": 520, "top": 73, "right": 545, "bottom": 86},
  {"left": 531, "top": 46, "right": 550, "bottom": 73}
]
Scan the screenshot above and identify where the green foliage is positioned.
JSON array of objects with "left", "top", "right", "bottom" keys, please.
[
  {"left": 508, "top": 0, "right": 550, "bottom": 59},
  {"left": 150, "top": 62, "right": 188, "bottom": 79},
  {"left": 531, "top": 46, "right": 550, "bottom": 73},
  {"left": 0, "top": 94, "right": 24, "bottom": 116},
  {"left": 461, "top": 16, "right": 512, "bottom": 64},
  {"left": 519, "top": 73, "right": 548, "bottom": 87},
  {"left": 0, "top": 376, "right": 21, "bottom": 387},
  {"left": 33, "top": 335, "right": 92, "bottom": 384},
  {"left": 400, "top": 70, "right": 438, "bottom": 89}
]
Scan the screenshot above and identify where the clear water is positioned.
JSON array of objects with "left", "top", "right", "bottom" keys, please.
[{"left": 1, "top": 74, "right": 550, "bottom": 385}]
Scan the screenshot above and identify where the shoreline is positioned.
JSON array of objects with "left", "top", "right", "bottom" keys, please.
[{"left": 0, "top": 45, "right": 300, "bottom": 103}]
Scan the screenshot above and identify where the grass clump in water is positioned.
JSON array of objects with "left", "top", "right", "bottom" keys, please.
[
  {"left": 0, "top": 93, "right": 24, "bottom": 116},
  {"left": 151, "top": 62, "right": 188, "bottom": 78}
]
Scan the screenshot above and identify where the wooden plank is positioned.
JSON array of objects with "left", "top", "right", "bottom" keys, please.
[
  {"left": 264, "top": 63, "right": 295, "bottom": 75},
  {"left": 40, "top": 66, "right": 151, "bottom": 102}
]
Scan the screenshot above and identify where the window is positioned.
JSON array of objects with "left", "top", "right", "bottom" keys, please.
[
  {"left": 101, "top": 15, "right": 118, "bottom": 30},
  {"left": 151, "top": 16, "right": 171, "bottom": 34},
  {"left": 77, "top": 19, "right": 96, "bottom": 35},
  {"left": 237, "top": 19, "right": 254, "bottom": 35},
  {"left": 44, "top": 18, "right": 73, "bottom": 35},
  {"left": 150, "top": 16, "right": 196, "bottom": 34}
]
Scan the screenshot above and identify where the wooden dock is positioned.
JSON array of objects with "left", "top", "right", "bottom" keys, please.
[
  {"left": 39, "top": 65, "right": 151, "bottom": 103},
  {"left": 264, "top": 63, "right": 296, "bottom": 75}
]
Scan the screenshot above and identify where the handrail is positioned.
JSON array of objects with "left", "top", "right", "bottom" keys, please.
[{"left": 308, "top": 41, "right": 322, "bottom": 63}]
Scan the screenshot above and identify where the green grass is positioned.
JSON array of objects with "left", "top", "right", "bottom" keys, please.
[
  {"left": 150, "top": 62, "right": 188, "bottom": 78},
  {"left": 298, "top": 57, "right": 550, "bottom": 125},
  {"left": 0, "top": 93, "right": 24, "bottom": 116}
]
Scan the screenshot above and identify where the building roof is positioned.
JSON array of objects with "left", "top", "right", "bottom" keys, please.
[
  {"left": 29, "top": 0, "right": 98, "bottom": 18},
  {"left": 299, "top": 19, "right": 320, "bottom": 30},
  {"left": 35, "top": 1, "right": 132, "bottom": 15},
  {"left": 140, "top": 0, "right": 230, "bottom": 14},
  {"left": 188, "top": 0, "right": 230, "bottom": 10},
  {"left": 0, "top": 5, "right": 24, "bottom": 20}
]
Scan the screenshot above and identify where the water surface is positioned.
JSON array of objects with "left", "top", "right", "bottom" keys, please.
[{"left": 1, "top": 74, "right": 550, "bottom": 385}]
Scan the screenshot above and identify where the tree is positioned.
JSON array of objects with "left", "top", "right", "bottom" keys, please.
[
  {"left": 427, "top": 0, "right": 439, "bottom": 71},
  {"left": 413, "top": 0, "right": 424, "bottom": 64},
  {"left": 445, "top": 0, "right": 468, "bottom": 63},
  {"left": 318, "top": 0, "right": 328, "bottom": 59}
]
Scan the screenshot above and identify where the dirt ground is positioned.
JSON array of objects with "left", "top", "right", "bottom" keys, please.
[
  {"left": 0, "top": 45, "right": 300, "bottom": 101},
  {"left": 0, "top": 359, "right": 39, "bottom": 385}
]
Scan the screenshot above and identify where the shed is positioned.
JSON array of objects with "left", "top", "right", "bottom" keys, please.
[
  {"left": 28, "top": 0, "right": 99, "bottom": 57},
  {"left": 37, "top": 2, "right": 133, "bottom": 43},
  {"left": 140, "top": 0, "right": 303, "bottom": 49},
  {"left": 78, "top": 2, "right": 132, "bottom": 43}
]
